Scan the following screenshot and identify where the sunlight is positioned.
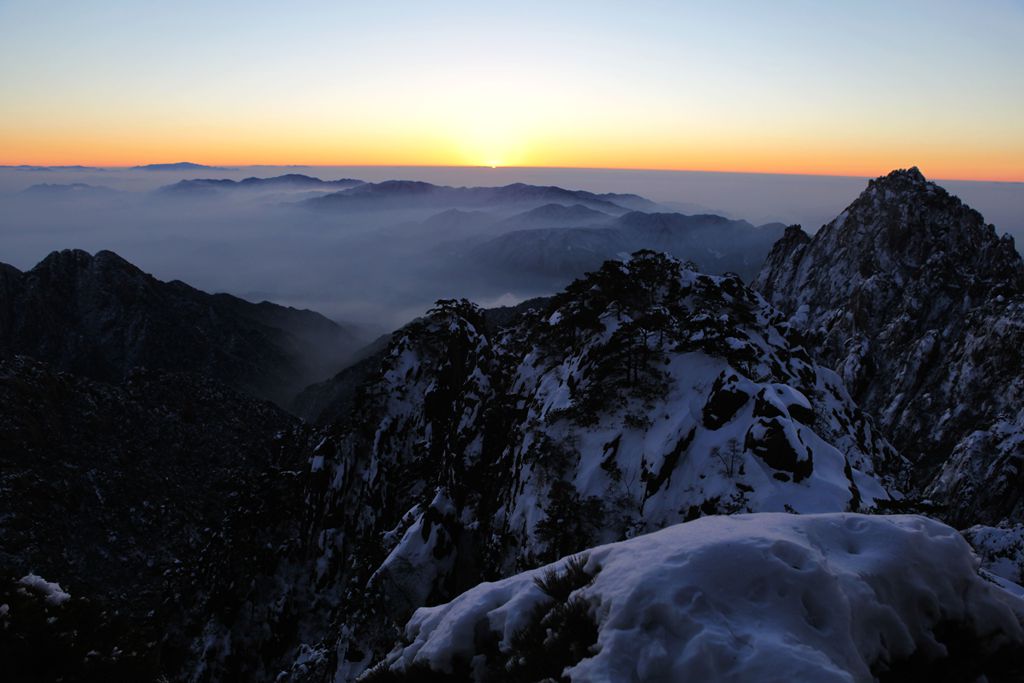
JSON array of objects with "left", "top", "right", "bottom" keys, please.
[{"left": 452, "top": 114, "right": 531, "bottom": 169}]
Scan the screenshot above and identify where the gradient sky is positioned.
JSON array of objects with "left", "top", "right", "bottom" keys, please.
[{"left": 1, "top": 0, "right": 1022, "bottom": 180}]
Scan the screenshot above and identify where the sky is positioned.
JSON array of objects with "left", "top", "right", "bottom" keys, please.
[{"left": 1, "top": 0, "right": 1022, "bottom": 180}]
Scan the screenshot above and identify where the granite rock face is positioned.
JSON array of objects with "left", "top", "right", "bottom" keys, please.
[{"left": 755, "top": 168, "right": 1024, "bottom": 526}]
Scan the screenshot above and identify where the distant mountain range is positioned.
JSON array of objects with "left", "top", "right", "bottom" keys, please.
[
  {"left": 494, "top": 202, "right": 613, "bottom": 228},
  {"left": 20, "top": 182, "right": 120, "bottom": 197},
  {"left": 303, "top": 179, "right": 662, "bottom": 213},
  {"left": 462, "top": 210, "right": 787, "bottom": 282},
  {"left": 133, "top": 162, "right": 234, "bottom": 171},
  {"left": 1, "top": 165, "right": 105, "bottom": 172},
  {"left": 156, "top": 173, "right": 364, "bottom": 197}
]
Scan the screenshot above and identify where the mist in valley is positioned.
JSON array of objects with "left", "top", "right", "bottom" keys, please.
[{"left": 2, "top": 164, "right": 1021, "bottom": 339}]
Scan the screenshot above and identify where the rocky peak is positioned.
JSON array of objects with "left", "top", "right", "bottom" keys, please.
[
  {"left": 871, "top": 165, "right": 927, "bottom": 188},
  {"left": 756, "top": 167, "right": 1024, "bottom": 342},
  {"left": 755, "top": 168, "right": 1024, "bottom": 527}
]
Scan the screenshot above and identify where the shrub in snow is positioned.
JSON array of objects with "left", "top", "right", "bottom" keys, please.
[
  {"left": 364, "top": 555, "right": 600, "bottom": 683},
  {"left": 963, "top": 524, "right": 1024, "bottom": 586}
]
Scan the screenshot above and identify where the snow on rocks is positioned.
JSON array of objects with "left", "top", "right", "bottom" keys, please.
[
  {"left": 291, "top": 252, "right": 908, "bottom": 678},
  {"left": 964, "top": 524, "right": 1024, "bottom": 585},
  {"left": 17, "top": 573, "right": 71, "bottom": 605},
  {"left": 754, "top": 168, "right": 1024, "bottom": 528},
  {"left": 495, "top": 252, "right": 904, "bottom": 563},
  {"left": 376, "top": 513, "right": 1024, "bottom": 683}
]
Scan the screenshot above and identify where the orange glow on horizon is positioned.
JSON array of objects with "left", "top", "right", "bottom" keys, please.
[
  {"left": 3, "top": 2, "right": 1022, "bottom": 184},
  {"left": 2, "top": 152, "right": 1019, "bottom": 184},
  {"left": 1, "top": 119, "right": 1021, "bottom": 183}
]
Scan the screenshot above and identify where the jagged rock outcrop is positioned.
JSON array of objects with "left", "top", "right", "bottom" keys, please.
[
  {"left": 964, "top": 524, "right": 1024, "bottom": 587},
  {"left": 754, "top": 168, "right": 1024, "bottom": 526},
  {"left": 0, "top": 249, "right": 360, "bottom": 406}
]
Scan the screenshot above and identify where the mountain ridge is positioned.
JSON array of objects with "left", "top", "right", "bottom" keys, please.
[
  {"left": 303, "top": 180, "right": 661, "bottom": 214},
  {"left": 0, "top": 249, "right": 361, "bottom": 406}
]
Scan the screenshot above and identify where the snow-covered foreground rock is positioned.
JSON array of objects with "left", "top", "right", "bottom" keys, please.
[{"left": 373, "top": 513, "right": 1024, "bottom": 683}]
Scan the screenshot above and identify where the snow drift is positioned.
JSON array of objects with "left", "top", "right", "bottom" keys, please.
[{"left": 374, "top": 513, "right": 1024, "bottom": 683}]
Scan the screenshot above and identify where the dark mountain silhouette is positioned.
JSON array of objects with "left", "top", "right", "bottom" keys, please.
[{"left": 0, "top": 249, "right": 361, "bottom": 406}]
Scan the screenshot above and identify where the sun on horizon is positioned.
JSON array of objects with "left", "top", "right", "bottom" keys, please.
[{"left": 2, "top": 1, "right": 1022, "bottom": 181}]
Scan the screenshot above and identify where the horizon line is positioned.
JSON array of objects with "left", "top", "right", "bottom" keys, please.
[{"left": 1, "top": 162, "right": 1021, "bottom": 185}]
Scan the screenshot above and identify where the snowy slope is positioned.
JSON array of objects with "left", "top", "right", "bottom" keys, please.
[
  {"left": 270, "top": 251, "right": 906, "bottom": 680},
  {"left": 493, "top": 252, "right": 902, "bottom": 562},
  {"left": 373, "top": 513, "right": 1024, "bottom": 683}
]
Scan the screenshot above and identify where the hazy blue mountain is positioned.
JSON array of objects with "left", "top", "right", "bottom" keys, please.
[
  {"left": 20, "top": 183, "right": 120, "bottom": 197},
  {"left": 2, "top": 165, "right": 106, "bottom": 172},
  {"left": 496, "top": 202, "right": 613, "bottom": 229},
  {"left": 304, "top": 180, "right": 662, "bottom": 214},
  {"left": 465, "top": 210, "right": 787, "bottom": 283},
  {"left": 156, "top": 173, "right": 364, "bottom": 197}
]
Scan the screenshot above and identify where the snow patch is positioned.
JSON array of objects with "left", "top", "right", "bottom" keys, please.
[{"left": 18, "top": 573, "right": 71, "bottom": 605}]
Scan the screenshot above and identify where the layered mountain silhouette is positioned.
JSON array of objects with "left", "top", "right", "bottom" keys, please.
[
  {"left": 494, "top": 202, "right": 614, "bottom": 228},
  {"left": 20, "top": 183, "right": 120, "bottom": 197},
  {"left": 303, "top": 180, "right": 661, "bottom": 213},
  {"left": 469, "top": 211, "right": 786, "bottom": 282}
]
